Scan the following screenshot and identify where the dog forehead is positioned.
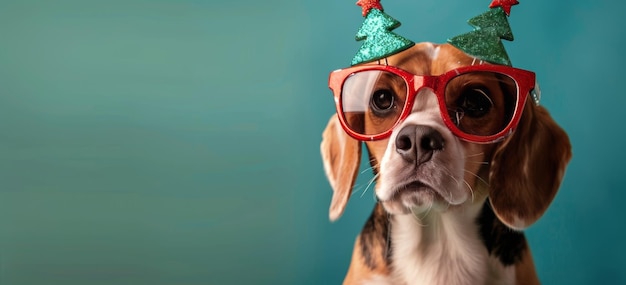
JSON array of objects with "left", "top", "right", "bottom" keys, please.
[{"left": 386, "top": 42, "right": 475, "bottom": 75}]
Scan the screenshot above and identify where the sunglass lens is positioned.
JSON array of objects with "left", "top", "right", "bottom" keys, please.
[
  {"left": 444, "top": 71, "right": 518, "bottom": 137},
  {"left": 340, "top": 70, "right": 407, "bottom": 136}
]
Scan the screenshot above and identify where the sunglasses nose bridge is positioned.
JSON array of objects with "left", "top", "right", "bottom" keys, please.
[
  {"left": 411, "top": 76, "right": 426, "bottom": 91},
  {"left": 405, "top": 75, "right": 439, "bottom": 105},
  {"left": 410, "top": 76, "right": 441, "bottom": 98}
]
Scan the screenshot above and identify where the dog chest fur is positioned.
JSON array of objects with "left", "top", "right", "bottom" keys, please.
[{"left": 358, "top": 201, "right": 519, "bottom": 285}]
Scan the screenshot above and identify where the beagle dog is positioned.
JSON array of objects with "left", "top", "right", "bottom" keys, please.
[{"left": 321, "top": 43, "right": 571, "bottom": 285}]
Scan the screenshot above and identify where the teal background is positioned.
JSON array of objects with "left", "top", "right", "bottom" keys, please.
[{"left": 1, "top": 0, "right": 624, "bottom": 284}]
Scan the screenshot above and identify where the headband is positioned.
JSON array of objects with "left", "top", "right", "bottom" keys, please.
[{"left": 351, "top": 0, "right": 519, "bottom": 66}]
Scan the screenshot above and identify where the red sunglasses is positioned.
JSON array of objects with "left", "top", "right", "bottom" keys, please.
[{"left": 328, "top": 64, "right": 538, "bottom": 143}]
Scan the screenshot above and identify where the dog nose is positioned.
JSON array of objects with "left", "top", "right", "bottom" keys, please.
[{"left": 395, "top": 125, "right": 444, "bottom": 164}]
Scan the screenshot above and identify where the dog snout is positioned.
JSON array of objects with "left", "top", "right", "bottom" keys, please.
[{"left": 395, "top": 125, "right": 444, "bottom": 165}]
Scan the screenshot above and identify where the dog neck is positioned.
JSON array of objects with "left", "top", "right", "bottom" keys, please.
[{"left": 389, "top": 198, "right": 515, "bottom": 285}]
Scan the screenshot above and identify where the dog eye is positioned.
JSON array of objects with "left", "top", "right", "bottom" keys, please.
[
  {"left": 370, "top": 89, "right": 396, "bottom": 115},
  {"left": 457, "top": 88, "right": 493, "bottom": 118}
]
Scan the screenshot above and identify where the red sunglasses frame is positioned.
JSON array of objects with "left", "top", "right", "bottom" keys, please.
[{"left": 328, "top": 64, "right": 536, "bottom": 143}]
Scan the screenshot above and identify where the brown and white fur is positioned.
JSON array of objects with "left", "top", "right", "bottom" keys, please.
[{"left": 321, "top": 43, "right": 571, "bottom": 285}]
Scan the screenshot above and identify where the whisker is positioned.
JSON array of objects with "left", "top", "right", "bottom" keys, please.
[
  {"left": 464, "top": 169, "right": 489, "bottom": 187},
  {"left": 462, "top": 179, "right": 475, "bottom": 203},
  {"left": 434, "top": 158, "right": 462, "bottom": 187},
  {"left": 465, "top": 152, "right": 485, "bottom": 158},
  {"left": 360, "top": 173, "right": 379, "bottom": 198},
  {"left": 411, "top": 207, "right": 429, "bottom": 227},
  {"left": 360, "top": 166, "right": 374, "bottom": 175},
  {"left": 347, "top": 163, "right": 379, "bottom": 198},
  {"left": 433, "top": 157, "right": 478, "bottom": 205},
  {"left": 424, "top": 202, "right": 434, "bottom": 219}
]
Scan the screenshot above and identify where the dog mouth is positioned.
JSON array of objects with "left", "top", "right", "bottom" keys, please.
[
  {"left": 382, "top": 180, "right": 446, "bottom": 214},
  {"left": 391, "top": 181, "right": 434, "bottom": 198}
]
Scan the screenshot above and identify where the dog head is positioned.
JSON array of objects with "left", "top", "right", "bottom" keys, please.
[{"left": 321, "top": 43, "right": 571, "bottom": 230}]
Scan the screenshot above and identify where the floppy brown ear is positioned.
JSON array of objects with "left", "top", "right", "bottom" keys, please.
[
  {"left": 321, "top": 114, "right": 362, "bottom": 221},
  {"left": 489, "top": 104, "right": 572, "bottom": 230}
]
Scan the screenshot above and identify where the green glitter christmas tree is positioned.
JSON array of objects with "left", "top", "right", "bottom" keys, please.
[
  {"left": 351, "top": 0, "right": 414, "bottom": 66},
  {"left": 448, "top": 6, "right": 514, "bottom": 66}
]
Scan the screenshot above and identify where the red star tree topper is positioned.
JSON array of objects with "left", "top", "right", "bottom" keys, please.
[
  {"left": 489, "top": 0, "right": 519, "bottom": 16},
  {"left": 357, "top": 0, "right": 383, "bottom": 17}
]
